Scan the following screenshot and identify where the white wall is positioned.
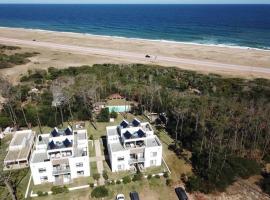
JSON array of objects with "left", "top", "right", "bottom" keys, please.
[
  {"left": 30, "top": 161, "right": 54, "bottom": 185},
  {"left": 69, "top": 156, "right": 90, "bottom": 179},
  {"left": 144, "top": 145, "right": 162, "bottom": 168},
  {"left": 110, "top": 149, "right": 130, "bottom": 172}
]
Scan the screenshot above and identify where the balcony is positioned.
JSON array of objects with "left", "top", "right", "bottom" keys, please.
[
  {"left": 129, "top": 157, "right": 145, "bottom": 164},
  {"left": 53, "top": 166, "right": 71, "bottom": 175}
]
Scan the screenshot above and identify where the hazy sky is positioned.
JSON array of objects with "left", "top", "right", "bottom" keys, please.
[{"left": 0, "top": 0, "right": 270, "bottom": 4}]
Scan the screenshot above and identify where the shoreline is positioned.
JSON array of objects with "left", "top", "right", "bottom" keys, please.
[{"left": 0, "top": 26, "right": 269, "bottom": 52}]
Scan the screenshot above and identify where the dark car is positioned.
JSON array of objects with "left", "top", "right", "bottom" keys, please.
[
  {"left": 145, "top": 55, "right": 151, "bottom": 58},
  {"left": 130, "top": 191, "right": 140, "bottom": 200},
  {"left": 175, "top": 187, "right": 188, "bottom": 200}
]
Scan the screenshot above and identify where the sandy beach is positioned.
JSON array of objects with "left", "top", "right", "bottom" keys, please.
[{"left": 0, "top": 27, "right": 270, "bottom": 82}]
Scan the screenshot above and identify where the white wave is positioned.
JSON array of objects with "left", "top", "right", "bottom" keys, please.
[{"left": 0, "top": 26, "right": 269, "bottom": 52}]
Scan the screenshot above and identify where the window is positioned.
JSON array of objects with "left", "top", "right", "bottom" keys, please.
[
  {"left": 151, "top": 152, "right": 157, "bottom": 157},
  {"left": 77, "top": 171, "right": 84, "bottom": 176},
  {"left": 117, "top": 164, "right": 122, "bottom": 170},
  {"left": 117, "top": 156, "right": 124, "bottom": 161},
  {"left": 76, "top": 162, "right": 83, "bottom": 167},
  {"left": 150, "top": 160, "right": 156, "bottom": 166},
  {"left": 38, "top": 168, "right": 46, "bottom": 173},
  {"left": 40, "top": 176, "right": 48, "bottom": 182}
]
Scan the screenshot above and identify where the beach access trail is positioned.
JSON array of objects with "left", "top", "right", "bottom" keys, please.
[{"left": 0, "top": 36, "right": 270, "bottom": 76}]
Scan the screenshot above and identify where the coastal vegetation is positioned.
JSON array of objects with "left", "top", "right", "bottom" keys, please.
[
  {"left": 0, "top": 44, "right": 39, "bottom": 69},
  {"left": 1, "top": 64, "right": 270, "bottom": 194}
]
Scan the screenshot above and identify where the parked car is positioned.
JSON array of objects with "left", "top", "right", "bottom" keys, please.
[
  {"left": 130, "top": 191, "right": 140, "bottom": 200},
  {"left": 175, "top": 187, "right": 188, "bottom": 200},
  {"left": 116, "top": 194, "right": 125, "bottom": 200}
]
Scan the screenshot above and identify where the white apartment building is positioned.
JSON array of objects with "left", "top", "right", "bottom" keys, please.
[
  {"left": 30, "top": 127, "right": 90, "bottom": 185},
  {"left": 106, "top": 118, "right": 162, "bottom": 172},
  {"left": 4, "top": 130, "right": 35, "bottom": 170}
]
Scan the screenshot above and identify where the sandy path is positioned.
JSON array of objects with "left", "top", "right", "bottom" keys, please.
[
  {"left": 94, "top": 139, "right": 105, "bottom": 185},
  {"left": 1, "top": 36, "right": 270, "bottom": 76}
]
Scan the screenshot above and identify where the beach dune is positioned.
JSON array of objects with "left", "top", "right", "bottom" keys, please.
[{"left": 0, "top": 27, "right": 270, "bottom": 82}]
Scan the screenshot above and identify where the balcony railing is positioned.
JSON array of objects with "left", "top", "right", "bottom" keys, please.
[
  {"left": 129, "top": 157, "right": 145, "bottom": 164},
  {"left": 52, "top": 167, "right": 71, "bottom": 175}
]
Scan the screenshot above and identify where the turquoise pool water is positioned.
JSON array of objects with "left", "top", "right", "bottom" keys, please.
[{"left": 107, "top": 105, "right": 131, "bottom": 113}]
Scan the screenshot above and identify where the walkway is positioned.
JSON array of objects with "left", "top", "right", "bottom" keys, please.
[{"left": 94, "top": 139, "right": 105, "bottom": 185}]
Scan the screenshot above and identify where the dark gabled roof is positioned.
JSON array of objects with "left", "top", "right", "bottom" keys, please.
[
  {"left": 124, "top": 131, "right": 132, "bottom": 139},
  {"left": 132, "top": 118, "right": 141, "bottom": 127},
  {"left": 51, "top": 128, "right": 59, "bottom": 137},
  {"left": 120, "top": 120, "right": 129, "bottom": 128},
  {"left": 49, "top": 140, "right": 56, "bottom": 149},
  {"left": 65, "top": 127, "right": 72, "bottom": 135},
  {"left": 63, "top": 138, "right": 72, "bottom": 147},
  {"left": 137, "top": 129, "right": 145, "bottom": 138}
]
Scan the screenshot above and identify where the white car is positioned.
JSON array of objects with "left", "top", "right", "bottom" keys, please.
[{"left": 116, "top": 194, "right": 125, "bottom": 200}]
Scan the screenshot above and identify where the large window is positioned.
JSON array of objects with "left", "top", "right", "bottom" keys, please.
[
  {"left": 38, "top": 168, "right": 46, "bottom": 173},
  {"left": 117, "top": 164, "right": 122, "bottom": 170},
  {"left": 117, "top": 156, "right": 124, "bottom": 161},
  {"left": 150, "top": 160, "right": 157, "bottom": 166},
  {"left": 77, "top": 170, "right": 84, "bottom": 176},
  {"left": 40, "top": 176, "right": 48, "bottom": 182},
  {"left": 151, "top": 152, "right": 157, "bottom": 157},
  {"left": 76, "top": 162, "right": 83, "bottom": 167}
]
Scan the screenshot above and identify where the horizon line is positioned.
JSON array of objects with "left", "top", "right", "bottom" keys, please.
[{"left": 0, "top": 3, "right": 270, "bottom": 5}]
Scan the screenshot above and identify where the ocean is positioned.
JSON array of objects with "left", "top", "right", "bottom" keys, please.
[{"left": 0, "top": 4, "right": 269, "bottom": 50}]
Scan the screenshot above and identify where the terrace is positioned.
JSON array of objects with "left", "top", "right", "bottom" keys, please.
[
  {"left": 48, "top": 139, "right": 73, "bottom": 150},
  {"left": 4, "top": 130, "right": 35, "bottom": 170},
  {"left": 50, "top": 127, "right": 73, "bottom": 137}
]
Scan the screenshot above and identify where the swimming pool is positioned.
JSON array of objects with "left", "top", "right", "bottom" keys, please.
[{"left": 107, "top": 105, "right": 131, "bottom": 113}]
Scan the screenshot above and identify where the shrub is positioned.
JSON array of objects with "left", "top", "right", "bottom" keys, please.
[
  {"left": 37, "top": 191, "right": 48, "bottom": 196},
  {"left": 89, "top": 182, "right": 95, "bottom": 188},
  {"left": 123, "top": 176, "right": 131, "bottom": 184},
  {"left": 111, "top": 181, "right": 116, "bottom": 185},
  {"left": 91, "top": 186, "right": 109, "bottom": 198},
  {"left": 103, "top": 171, "right": 109, "bottom": 180},
  {"left": 116, "top": 180, "right": 121, "bottom": 184},
  {"left": 155, "top": 174, "right": 160, "bottom": 179},
  {"left": 89, "top": 135, "right": 93, "bottom": 140},
  {"left": 97, "top": 108, "right": 110, "bottom": 122},
  {"left": 110, "top": 111, "right": 118, "bottom": 119},
  {"left": 261, "top": 173, "right": 270, "bottom": 195},
  {"left": 147, "top": 174, "right": 152, "bottom": 179},
  {"left": 51, "top": 186, "right": 68, "bottom": 195},
  {"left": 93, "top": 173, "right": 100, "bottom": 181},
  {"left": 166, "top": 179, "right": 173, "bottom": 186},
  {"left": 163, "top": 172, "right": 169, "bottom": 178},
  {"left": 132, "top": 172, "right": 143, "bottom": 181},
  {"left": 185, "top": 176, "right": 203, "bottom": 193}
]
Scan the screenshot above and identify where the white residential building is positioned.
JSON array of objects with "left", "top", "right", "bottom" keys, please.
[
  {"left": 4, "top": 130, "right": 35, "bottom": 170},
  {"left": 106, "top": 118, "right": 162, "bottom": 172},
  {"left": 30, "top": 127, "right": 90, "bottom": 185}
]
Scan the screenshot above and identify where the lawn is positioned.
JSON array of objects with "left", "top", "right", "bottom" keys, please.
[
  {"left": 157, "top": 130, "right": 193, "bottom": 181},
  {"left": 88, "top": 140, "right": 95, "bottom": 157},
  {"left": 105, "top": 177, "right": 177, "bottom": 200},
  {"left": 31, "top": 189, "right": 90, "bottom": 200}
]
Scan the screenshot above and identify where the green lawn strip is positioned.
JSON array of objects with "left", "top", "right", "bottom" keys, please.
[
  {"left": 88, "top": 140, "right": 95, "bottom": 157},
  {"left": 90, "top": 161, "right": 98, "bottom": 176},
  {"left": 31, "top": 189, "right": 90, "bottom": 200}
]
